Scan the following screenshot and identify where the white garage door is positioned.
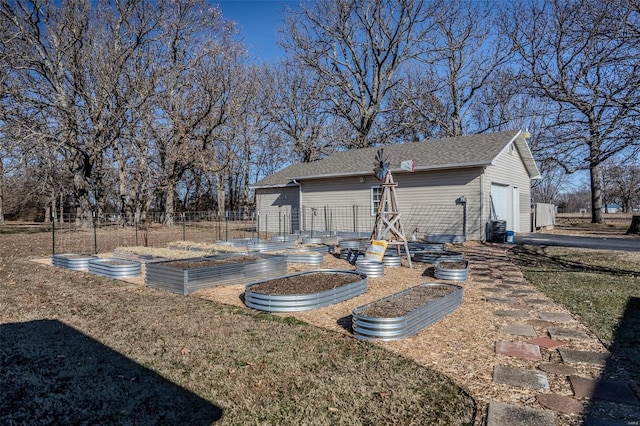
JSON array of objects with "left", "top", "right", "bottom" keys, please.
[{"left": 491, "top": 183, "right": 510, "bottom": 226}]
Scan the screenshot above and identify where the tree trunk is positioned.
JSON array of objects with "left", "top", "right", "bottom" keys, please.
[
  {"left": 0, "top": 157, "right": 4, "bottom": 225},
  {"left": 164, "top": 185, "right": 175, "bottom": 226},
  {"left": 590, "top": 161, "right": 604, "bottom": 224},
  {"left": 627, "top": 216, "right": 640, "bottom": 235},
  {"left": 215, "top": 171, "right": 226, "bottom": 219}
]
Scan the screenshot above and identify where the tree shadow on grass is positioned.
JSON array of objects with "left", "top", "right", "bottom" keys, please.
[
  {"left": 581, "top": 297, "right": 640, "bottom": 423},
  {"left": 0, "top": 319, "right": 222, "bottom": 425},
  {"left": 509, "top": 245, "right": 639, "bottom": 277}
]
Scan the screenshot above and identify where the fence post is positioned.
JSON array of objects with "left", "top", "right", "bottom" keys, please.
[
  {"left": 225, "top": 211, "right": 229, "bottom": 241},
  {"left": 182, "top": 213, "right": 186, "bottom": 241},
  {"left": 51, "top": 210, "right": 55, "bottom": 255},
  {"left": 256, "top": 212, "right": 260, "bottom": 240},
  {"left": 279, "top": 210, "right": 282, "bottom": 237},
  {"left": 264, "top": 214, "right": 268, "bottom": 240},
  {"left": 93, "top": 211, "right": 98, "bottom": 254},
  {"left": 353, "top": 205, "right": 357, "bottom": 233}
]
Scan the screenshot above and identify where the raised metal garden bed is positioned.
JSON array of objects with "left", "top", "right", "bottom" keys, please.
[
  {"left": 382, "top": 254, "right": 402, "bottom": 267},
  {"left": 88, "top": 258, "right": 142, "bottom": 278},
  {"left": 286, "top": 249, "right": 323, "bottom": 265},
  {"left": 244, "top": 270, "right": 367, "bottom": 313},
  {"left": 412, "top": 250, "right": 463, "bottom": 263},
  {"left": 434, "top": 260, "right": 469, "bottom": 281},
  {"left": 145, "top": 253, "right": 287, "bottom": 295},
  {"left": 52, "top": 253, "right": 98, "bottom": 271},
  {"left": 352, "top": 283, "right": 463, "bottom": 341},
  {"left": 355, "top": 260, "right": 384, "bottom": 277}
]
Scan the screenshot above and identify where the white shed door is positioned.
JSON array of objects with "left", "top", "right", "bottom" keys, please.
[{"left": 491, "top": 184, "right": 509, "bottom": 224}]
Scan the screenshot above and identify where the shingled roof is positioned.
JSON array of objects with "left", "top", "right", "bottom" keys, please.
[{"left": 253, "top": 130, "right": 540, "bottom": 188}]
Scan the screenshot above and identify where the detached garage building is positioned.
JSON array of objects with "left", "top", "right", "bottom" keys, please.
[{"left": 252, "top": 130, "right": 540, "bottom": 242}]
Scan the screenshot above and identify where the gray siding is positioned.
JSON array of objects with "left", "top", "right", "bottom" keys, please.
[
  {"left": 484, "top": 141, "right": 533, "bottom": 234},
  {"left": 301, "top": 168, "right": 484, "bottom": 240},
  {"left": 255, "top": 186, "right": 300, "bottom": 233}
]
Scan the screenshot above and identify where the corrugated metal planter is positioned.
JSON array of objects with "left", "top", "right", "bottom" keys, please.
[
  {"left": 340, "top": 239, "right": 370, "bottom": 251},
  {"left": 355, "top": 260, "right": 384, "bottom": 277},
  {"left": 145, "top": 253, "right": 287, "bottom": 295},
  {"left": 286, "top": 249, "right": 323, "bottom": 265},
  {"left": 88, "top": 258, "right": 142, "bottom": 278},
  {"left": 52, "top": 253, "right": 98, "bottom": 271},
  {"left": 244, "top": 270, "right": 367, "bottom": 312},
  {"left": 412, "top": 250, "right": 464, "bottom": 263},
  {"left": 434, "top": 260, "right": 469, "bottom": 281},
  {"left": 352, "top": 283, "right": 463, "bottom": 341},
  {"left": 382, "top": 254, "right": 402, "bottom": 267},
  {"left": 425, "top": 234, "right": 465, "bottom": 244},
  {"left": 300, "top": 244, "right": 332, "bottom": 253},
  {"left": 302, "top": 237, "right": 323, "bottom": 244}
]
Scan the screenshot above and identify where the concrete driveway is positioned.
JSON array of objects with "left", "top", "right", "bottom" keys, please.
[{"left": 514, "top": 233, "right": 640, "bottom": 252}]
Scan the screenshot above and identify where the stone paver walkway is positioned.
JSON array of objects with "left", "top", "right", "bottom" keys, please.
[{"left": 463, "top": 244, "right": 640, "bottom": 426}]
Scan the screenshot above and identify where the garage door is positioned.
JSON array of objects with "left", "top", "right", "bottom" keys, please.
[{"left": 491, "top": 183, "right": 509, "bottom": 225}]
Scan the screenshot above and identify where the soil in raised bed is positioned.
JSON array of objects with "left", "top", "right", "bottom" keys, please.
[
  {"left": 437, "top": 261, "right": 467, "bottom": 270},
  {"left": 248, "top": 273, "right": 361, "bottom": 295},
  {"left": 164, "top": 255, "right": 261, "bottom": 269},
  {"left": 358, "top": 285, "right": 456, "bottom": 318}
]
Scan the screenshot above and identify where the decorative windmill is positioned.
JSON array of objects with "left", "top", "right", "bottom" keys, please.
[{"left": 371, "top": 148, "right": 413, "bottom": 268}]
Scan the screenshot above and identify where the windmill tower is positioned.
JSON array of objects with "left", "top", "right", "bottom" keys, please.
[{"left": 371, "top": 149, "right": 413, "bottom": 268}]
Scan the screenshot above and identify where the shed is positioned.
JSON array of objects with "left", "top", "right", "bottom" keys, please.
[{"left": 252, "top": 130, "right": 540, "bottom": 242}]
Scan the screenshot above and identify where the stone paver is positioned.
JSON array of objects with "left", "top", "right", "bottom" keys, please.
[
  {"left": 495, "top": 340, "right": 542, "bottom": 360},
  {"left": 538, "top": 311, "right": 575, "bottom": 322},
  {"left": 481, "top": 287, "right": 506, "bottom": 293},
  {"left": 486, "top": 297, "right": 521, "bottom": 305},
  {"left": 494, "top": 309, "right": 530, "bottom": 318},
  {"left": 486, "top": 401, "right": 555, "bottom": 426},
  {"left": 559, "top": 349, "right": 608, "bottom": 366},
  {"left": 493, "top": 365, "right": 550, "bottom": 390},
  {"left": 501, "top": 323, "right": 537, "bottom": 337},
  {"left": 536, "top": 393, "right": 584, "bottom": 415},
  {"left": 548, "top": 327, "right": 591, "bottom": 341},
  {"left": 537, "top": 362, "right": 577, "bottom": 376},
  {"left": 527, "top": 319, "right": 557, "bottom": 328},
  {"left": 526, "top": 337, "right": 565, "bottom": 350},
  {"left": 569, "top": 375, "right": 639, "bottom": 406},
  {"left": 524, "top": 298, "right": 552, "bottom": 305}
]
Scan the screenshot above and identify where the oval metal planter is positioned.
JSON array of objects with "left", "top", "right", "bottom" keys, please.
[
  {"left": 244, "top": 270, "right": 368, "bottom": 312},
  {"left": 413, "top": 250, "right": 463, "bottom": 263},
  {"left": 145, "top": 253, "right": 287, "bottom": 295},
  {"left": 352, "top": 283, "right": 463, "bottom": 341},
  {"left": 382, "top": 255, "right": 402, "bottom": 267},
  {"left": 340, "top": 239, "right": 370, "bottom": 251},
  {"left": 52, "top": 253, "right": 98, "bottom": 271},
  {"left": 286, "top": 250, "right": 323, "bottom": 265},
  {"left": 355, "top": 260, "right": 384, "bottom": 277},
  {"left": 434, "top": 260, "right": 469, "bottom": 281},
  {"left": 302, "top": 237, "right": 323, "bottom": 244},
  {"left": 88, "top": 258, "right": 142, "bottom": 278}
]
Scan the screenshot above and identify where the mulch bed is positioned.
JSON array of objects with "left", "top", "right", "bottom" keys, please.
[{"left": 437, "top": 261, "right": 467, "bottom": 269}]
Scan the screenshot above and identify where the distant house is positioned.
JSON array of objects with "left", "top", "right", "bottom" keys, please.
[{"left": 252, "top": 130, "right": 540, "bottom": 242}]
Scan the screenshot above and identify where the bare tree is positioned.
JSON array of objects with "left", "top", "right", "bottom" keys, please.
[
  {"left": 259, "top": 62, "right": 335, "bottom": 162},
  {"left": 282, "top": 0, "right": 434, "bottom": 148},
  {"left": 506, "top": 0, "right": 640, "bottom": 223},
  {"left": 423, "top": 0, "right": 512, "bottom": 137},
  {"left": 602, "top": 157, "right": 640, "bottom": 214}
]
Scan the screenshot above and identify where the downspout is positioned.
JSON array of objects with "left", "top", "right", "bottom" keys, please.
[{"left": 480, "top": 168, "right": 486, "bottom": 242}]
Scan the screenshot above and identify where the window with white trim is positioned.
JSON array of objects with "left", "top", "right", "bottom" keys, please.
[{"left": 371, "top": 186, "right": 383, "bottom": 216}]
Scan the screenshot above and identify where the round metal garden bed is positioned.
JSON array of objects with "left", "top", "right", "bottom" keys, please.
[
  {"left": 88, "top": 258, "right": 142, "bottom": 278},
  {"left": 352, "top": 283, "right": 463, "bottom": 341},
  {"left": 244, "top": 270, "right": 368, "bottom": 312},
  {"left": 412, "top": 250, "right": 463, "bottom": 263},
  {"left": 52, "top": 253, "right": 98, "bottom": 271},
  {"left": 355, "top": 260, "right": 384, "bottom": 277},
  {"left": 286, "top": 249, "right": 324, "bottom": 265},
  {"left": 382, "top": 254, "right": 402, "bottom": 267},
  {"left": 434, "top": 260, "right": 469, "bottom": 281}
]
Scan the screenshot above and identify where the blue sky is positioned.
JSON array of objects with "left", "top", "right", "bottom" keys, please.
[{"left": 215, "top": 0, "right": 299, "bottom": 61}]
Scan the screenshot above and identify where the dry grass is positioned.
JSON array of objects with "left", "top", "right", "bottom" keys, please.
[{"left": 0, "top": 230, "right": 475, "bottom": 425}]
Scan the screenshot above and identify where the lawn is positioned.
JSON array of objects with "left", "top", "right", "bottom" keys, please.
[
  {"left": 508, "top": 245, "right": 640, "bottom": 384},
  {"left": 0, "top": 229, "right": 475, "bottom": 425}
]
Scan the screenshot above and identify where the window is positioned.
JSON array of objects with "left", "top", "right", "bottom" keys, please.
[{"left": 371, "top": 186, "right": 383, "bottom": 216}]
